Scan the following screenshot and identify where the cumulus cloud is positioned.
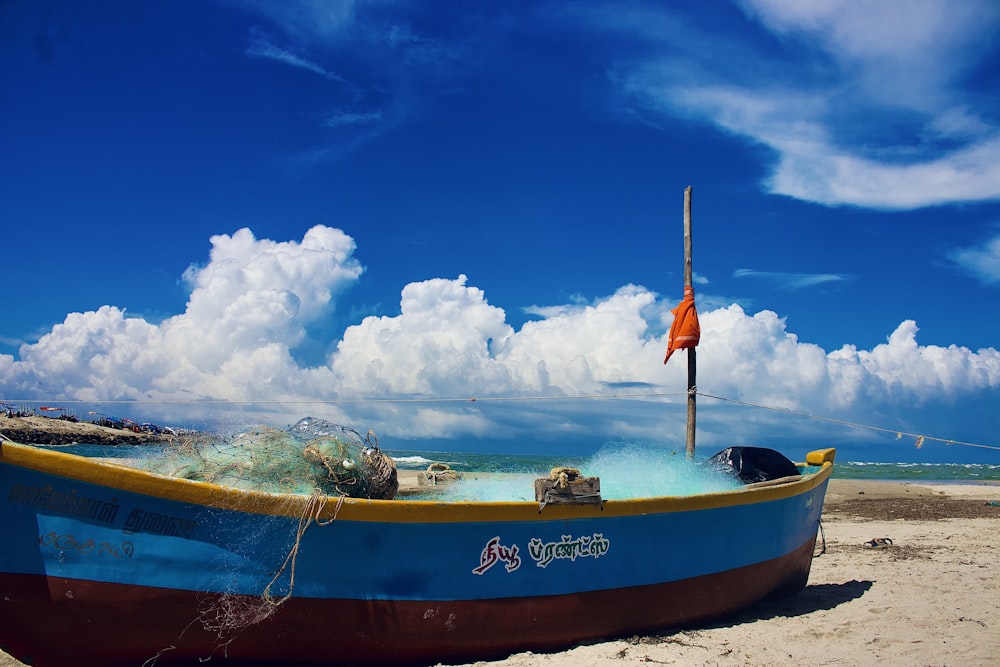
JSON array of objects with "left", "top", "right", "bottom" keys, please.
[
  {"left": 331, "top": 275, "right": 515, "bottom": 397},
  {"left": 2, "top": 226, "right": 362, "bottom": 404},
  {"left": 1, "top": 227, "right": 998, "bottom": 455}
]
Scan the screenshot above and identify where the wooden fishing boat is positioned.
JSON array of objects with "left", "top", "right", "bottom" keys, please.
[
  {"left": 0, "top": 437, "right": 835, "bottom": 666},
  {"left": 1, "top": 187, "right": 834, "bottom": 665}
]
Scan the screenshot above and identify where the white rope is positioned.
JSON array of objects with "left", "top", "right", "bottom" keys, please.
[{"left": 694, "top": 391, "right": 1000, "bottom": 452}]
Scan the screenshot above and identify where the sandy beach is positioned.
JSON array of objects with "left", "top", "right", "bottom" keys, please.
[
  {"left": 0, "top": 476, "right": 996, "bottom": 667},
  {"left": 437, "top": 479, "right": 1000, "bottom": 667}
]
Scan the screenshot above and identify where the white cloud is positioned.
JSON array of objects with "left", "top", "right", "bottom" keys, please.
[
  {"left": 322, "top": 110, "right": 383, "bottom": 128},
  {"left": 236, "top": 3, "right": 465, "bottom": 169},
  {"left": 232, "top": 2, "right": 1000, "bottom": 207},
  {"left": 330, "top": 275, "right": 515, "bottom": 397},
  {"left": 739, "top": 0, "right": 993, "bottom": 106},
  {"left": 497, "top": 285, "right": 664, "bottom": 393},
  {"left": 232, "top": 0, "right": 356, "bottom": 42},
  {"left": 245, "top": 29, "right": 345, "bottom": 81},
  {"left": 1, "top": 226, "right": 362, "bottom": 404},
  {"left": 768, "top": 134, "right": 1000, "bottom": 209},
  {"left": 733, "top": 268, "right": 851, "bottom": 290},
  {"left": 627, "top": 76, "right": 1000, "bottom": 209},
  {"left": 1, "top": 227, "right": 998, "bottom": 454},
  {"left": 947, "top": 232, "right": 1000, "bottom": 285},
  {"left": 615, "top": 0, "right": 1000, "bottom": 209},
  {"left": 4, "top": 306, "right": 168, "bottom": 401}
]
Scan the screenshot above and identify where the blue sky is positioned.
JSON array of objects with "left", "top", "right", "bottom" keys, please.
[{"left": 1, "top": 0, "right": 999, "bottom": 464}]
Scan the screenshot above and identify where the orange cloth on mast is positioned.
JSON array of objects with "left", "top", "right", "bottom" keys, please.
[{"left": 663, "top": 286, "right": 700, "bottom": 364}]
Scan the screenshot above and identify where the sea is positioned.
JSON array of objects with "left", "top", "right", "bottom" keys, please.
[
  {"left": 41, "top": 442, "right": 1000, "bottom": 484},
  {"left": 392, "top": 452, "right": 1000, "bottom": 483}
]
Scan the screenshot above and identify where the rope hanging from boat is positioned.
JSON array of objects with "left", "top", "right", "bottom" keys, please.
[
  {"left": 188, "top": 490, "right": 345, "bottom": 660},
  {"left": 263, "top": 491, "right": 345, "bottom": 607},
  {"left": 814, "top": 519, "right": 827, "bottom": 557}
]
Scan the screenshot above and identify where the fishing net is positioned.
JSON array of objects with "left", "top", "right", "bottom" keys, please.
[
  {"left": 145, "top": 491, "right": 346, "bottom": 665},
  {"left": 135, "top": 419, "right": 398, "bottom": 663},
  {"left": 141, "top": 417, "right": 398, "bottom": 499}
]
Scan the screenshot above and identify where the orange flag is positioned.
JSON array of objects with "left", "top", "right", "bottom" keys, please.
[{"left": 663, "top": 286, "right": 700, "bottom": 364}]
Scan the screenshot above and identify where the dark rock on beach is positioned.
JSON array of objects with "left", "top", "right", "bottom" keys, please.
[{"left": 0, "top": 415, "right": 174, "bottom": 447}]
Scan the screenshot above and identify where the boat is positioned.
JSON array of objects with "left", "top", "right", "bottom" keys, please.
[
  {"left": 0, "top": 188, "right": 835, "bottom": 665},
  {"left": 0, "top": 436, "right": 835, "bottom": 666}
]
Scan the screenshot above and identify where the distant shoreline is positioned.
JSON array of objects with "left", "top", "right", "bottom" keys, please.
[
  {"left": 0, "top": 414, "right": 175, "bottom": 447},
  {"left": 3, "top": 415, "right": 998, "bottom": 485}
]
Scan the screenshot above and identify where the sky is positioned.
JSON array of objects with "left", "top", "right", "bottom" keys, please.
[{"left": 1, "top": 0, "right": 999, "bottom": 464}]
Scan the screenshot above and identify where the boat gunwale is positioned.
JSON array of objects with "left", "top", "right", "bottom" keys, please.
[{"left": 0, "top": 439, "right": 833, "bottom": 523}]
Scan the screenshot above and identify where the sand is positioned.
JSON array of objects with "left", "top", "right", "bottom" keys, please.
[
  {"left": 0, "top": 478, "right": 997, "bottom": 666},
  {"left": 441, "top": 480, "right": 1000, "bottom": 667}
]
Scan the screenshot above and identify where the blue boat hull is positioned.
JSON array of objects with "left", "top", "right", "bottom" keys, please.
[{"left": 0, "top": 441, "right": 832, "bottom": 666}]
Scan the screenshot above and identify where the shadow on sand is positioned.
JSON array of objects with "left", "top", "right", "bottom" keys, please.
[{"left": 714, "top": 579, "right": 874, "bottom": 627}]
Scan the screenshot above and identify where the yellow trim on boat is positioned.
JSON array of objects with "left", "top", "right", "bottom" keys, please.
[
  {"left": 806, "top": 448, "right": 836, "bottom": 465},
  {"left": 0, "top": 439, "right": 833, "bottom": 524}
]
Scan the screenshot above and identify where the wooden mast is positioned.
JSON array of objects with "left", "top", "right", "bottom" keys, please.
[{"left": 683, "top": 186, "right": 697, "bottom": 459}]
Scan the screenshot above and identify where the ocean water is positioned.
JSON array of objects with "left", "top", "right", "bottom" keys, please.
[
  {"left": 393, "top": 451, "right": 1000, "bottom": 483},
  {"left": 33, "top": 442, "right": 1000, "bottom": 484},
  {"left": 399, "top": 447, "right": 747, "bottom": 501},
  {"left": 830, "top": 460, "right": 1000, "bottom": 482}
]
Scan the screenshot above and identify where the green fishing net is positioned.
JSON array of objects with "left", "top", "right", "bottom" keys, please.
[{"left": 141, "top": 417, "right": 398, "bottom": 499}]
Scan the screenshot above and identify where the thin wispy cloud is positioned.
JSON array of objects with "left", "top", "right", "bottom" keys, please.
[
  {"left": 769, "top": 134, "right": 1000, "bottom": 210},
  {"left": 233, "top": 1, "right": 1000, "bottom": 207},
  {"left": 0, "top": 335, "right": 25, "bottom": 348},
  {"left": 322, "top": 110, "right": 383, "bottom": 128},
  {"left": 947, "top": 233, "right": 1000, "bottom": 285},
  {"left": 242, "top": 3, "right": 467, "bottom": 75},
  {"left": 740, "top": 0, "right": 995, "bottom": 106},
  {"left": 733, "top": 269, "right": 852, "bottom": 291},
  {"left": 609, "top": 0, "right": 1000, "bottom": 210},
  {"left": 236, "top": 5, "right": 472, "bottom": 169},
  {"left": 245, "top": 30, "right": 345, "bottom": 82},
  {"left": 230, "top": 0, "right": 355, "bottom": 41},
  {"left": 287, "top": 103, "right": 405, "bottom": 170}
]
